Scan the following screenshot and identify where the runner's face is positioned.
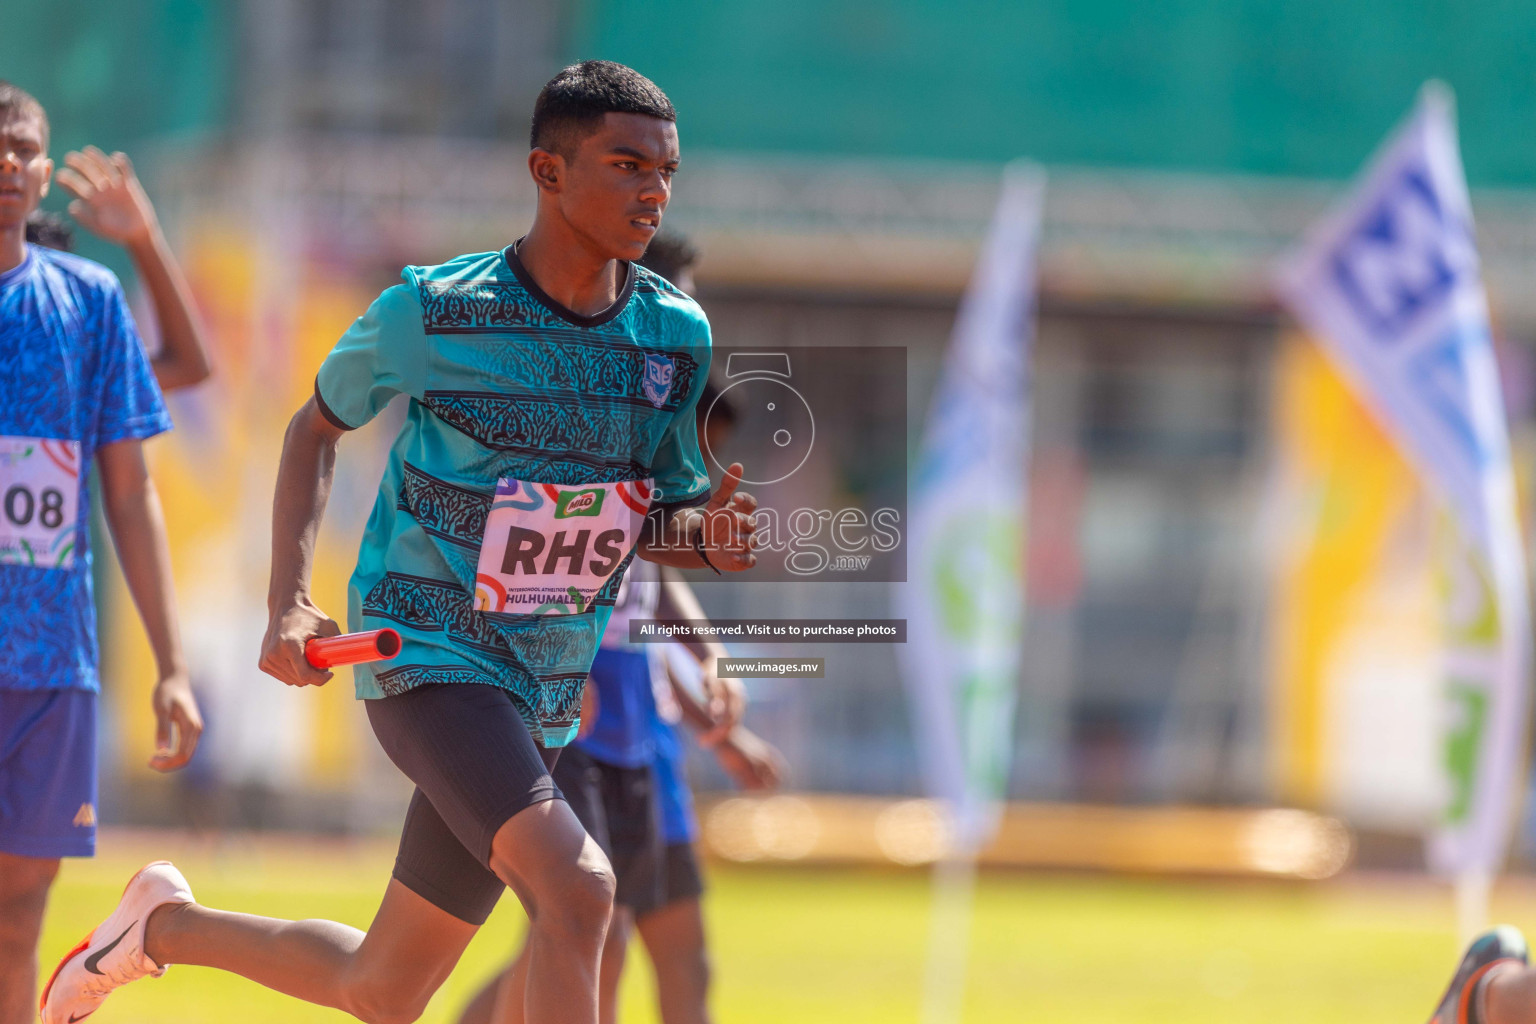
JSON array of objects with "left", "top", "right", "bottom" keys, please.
[
  {"left": 0, "top": 113, "right": 50, "bottom": 229},
  {"left": 561, "top": 113, "right": 678, "bottom": 262}
]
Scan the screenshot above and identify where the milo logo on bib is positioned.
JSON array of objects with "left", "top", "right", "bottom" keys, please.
[
  {"left": 555, "top": 488, "right": 604, "bottom": 518},
  {"left": 475, "top": 477, "right": 653, "bottom": 616}
]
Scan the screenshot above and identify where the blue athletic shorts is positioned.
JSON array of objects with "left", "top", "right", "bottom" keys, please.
[{"left": 0, "top": 688, "right": 97, "bottom": 859}]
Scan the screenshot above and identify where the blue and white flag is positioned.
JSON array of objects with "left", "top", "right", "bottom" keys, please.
[
  {"left": 1274, "top": 84, "right": 1530, "bottom": 876},
  {"left": 902, "top": 163, "right": 1043, "bottom": 850}
]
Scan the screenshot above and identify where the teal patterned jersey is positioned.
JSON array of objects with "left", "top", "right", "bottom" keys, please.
[{"left": 314, "top": 246, "right": 712, "bottom": 746}]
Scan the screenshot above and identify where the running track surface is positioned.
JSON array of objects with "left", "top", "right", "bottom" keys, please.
[{"left": 40, "top": 829, "right": 1530, "bottom": 1023}]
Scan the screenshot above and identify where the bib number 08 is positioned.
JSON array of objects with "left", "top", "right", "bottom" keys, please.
[
  {"left": 5, "top": 485, "right": 66, "bottom": 529},
  {"left": 0, "top": 436, "right": 81, "bottom": 569}
]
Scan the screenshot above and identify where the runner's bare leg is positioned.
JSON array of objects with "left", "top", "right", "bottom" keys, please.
[
  {"left": 488, "top": 798, "right": 614, "bottom": 1024},
  {"left": 146, "top": 880, "right": 474, "bottom": 1024},
  {"left": 0, "top": 853, "right": 60, "bottom": 1024},
  {"left": 486, "top": 952, "right": 529, "bottom": 1024},
  {"left": 145, "top": 798, "right": 612, "bottom": 1024},
  {"left": 596, "top": 909, "right": 632, "bottom": 1024},
  {"left": 463, "top": 905, "right": 627, "bottom": 1024},
  {"left": 636, "top": 897, "right": 713, "bottom": 1024}
]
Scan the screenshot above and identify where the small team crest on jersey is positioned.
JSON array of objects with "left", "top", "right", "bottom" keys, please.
[{"left": 642, "top": 352, "right": 676, "bottom": 408}]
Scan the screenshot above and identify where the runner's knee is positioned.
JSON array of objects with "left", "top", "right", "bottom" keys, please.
[
  {"left": 567, "top": 854, "right": 618, "bottom": 929},
  {"left": 347, "top": 1000, "right": 428, "bottom": 1024},
  {"left": 0, "top": 912, "right": 43, "bottom": 956},
  {"left": 537, "top": 852, "right": 616, "bottom": 938},
  {"left": 491, "top": 818, "right": 616, "bottom": 933},
  {"left": 339, "top": 964, "right": 436, "bottom": 1024},
  {"left": 343, "top": 987, "right": 430, "bottom": 1024}
]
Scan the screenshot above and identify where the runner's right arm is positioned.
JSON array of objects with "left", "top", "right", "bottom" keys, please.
[
  {"left": 258, "top": 398, "right": 345, "bottom": 688},
  {"left": 261, "top": 284, "right": 423, "bottom": 686}
]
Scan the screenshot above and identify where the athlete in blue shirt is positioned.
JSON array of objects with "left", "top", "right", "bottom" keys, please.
[
  {"left": 47, "top": 61, "right": 758, "bottom": 1024},
  {"left": 0, "top": 81, "right": 202, "bottom": 1024}
]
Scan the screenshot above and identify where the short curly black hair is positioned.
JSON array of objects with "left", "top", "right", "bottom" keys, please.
[
  {"left": 530, "top": 60, "right": 674, "bottom": 157},
  {"left": 26, "top": 210, "right": 73, "bottom": 251},
  {"left": 0, "top": 80, "right": 49, "bottom": 150}
]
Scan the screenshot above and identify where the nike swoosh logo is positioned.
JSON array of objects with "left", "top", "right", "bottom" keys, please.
[
  {"left": 68, "top": 1012, "right": 96, "bottom": 1023},
  {"left": 83, "top": 922, "right": 135, "bottom": 976}
]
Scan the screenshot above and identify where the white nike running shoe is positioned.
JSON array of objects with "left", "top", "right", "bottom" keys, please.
[{"left": 40, "top": 861, "right": 194, "bottom": 1024}]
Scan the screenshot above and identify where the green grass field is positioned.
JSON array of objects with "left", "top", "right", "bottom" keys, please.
[{"left": 39, "top": 829, "right": 1529, "bottom": 1023}]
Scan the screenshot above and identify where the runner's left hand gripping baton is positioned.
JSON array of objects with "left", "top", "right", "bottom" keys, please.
[{"left": 305, "top": 628, "right": 402, "bottom": 669}]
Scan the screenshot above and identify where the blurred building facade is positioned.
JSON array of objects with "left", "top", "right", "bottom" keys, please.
[{"left": 9, "top": 0, "right": 1536, "bottom": 841}]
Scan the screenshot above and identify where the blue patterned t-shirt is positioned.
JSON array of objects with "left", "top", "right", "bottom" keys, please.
[
  {"left": 0, "top": 244, "right": 173, "bottom": 692},
  {"left": 315, "top": 246, "right": 712, "bottom": 746}
]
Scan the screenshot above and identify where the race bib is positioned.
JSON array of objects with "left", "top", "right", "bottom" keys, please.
[
  {"left": 475, "top": 478, "right": 653, "bottom": 615},
  {"left": 0, "top": 435, "right": 81, "bottom": 569}
]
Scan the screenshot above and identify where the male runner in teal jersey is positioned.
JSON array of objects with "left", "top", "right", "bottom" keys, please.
[
  {"left": 458, "top": 233, "right": 785, "bottom": 1024},
  {"left": 44, "top": 61, "right": 758, "bottom": 1024}
]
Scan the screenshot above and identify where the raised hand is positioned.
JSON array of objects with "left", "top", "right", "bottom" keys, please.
[{"left": 55, "top": 147, "right": 158, "bottom": 248}]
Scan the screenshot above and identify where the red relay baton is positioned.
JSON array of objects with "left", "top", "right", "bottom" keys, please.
[{"left": 305, "top": 628, "right": 403, "bottom": 669}]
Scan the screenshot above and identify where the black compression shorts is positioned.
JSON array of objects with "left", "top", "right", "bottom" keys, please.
[
  {"left": 366, "top": 683, "right": 564, "bottom": 925},
  {"left": 555, "top": 745, "right": 665, "bottom": 915},
  {"left": 656, "top": 841, "right": 705, "bottom": 908}
]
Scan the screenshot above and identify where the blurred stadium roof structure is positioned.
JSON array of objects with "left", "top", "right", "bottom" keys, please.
[
  {"left": 143, "top": 138, "right": 1536, "bottom": 324},
  {"left": 15, "top": 0, "right": 1536, "bottom": 317},
  {"left": 14, "top": 0, "right": 1536, "bottom": 180}
]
